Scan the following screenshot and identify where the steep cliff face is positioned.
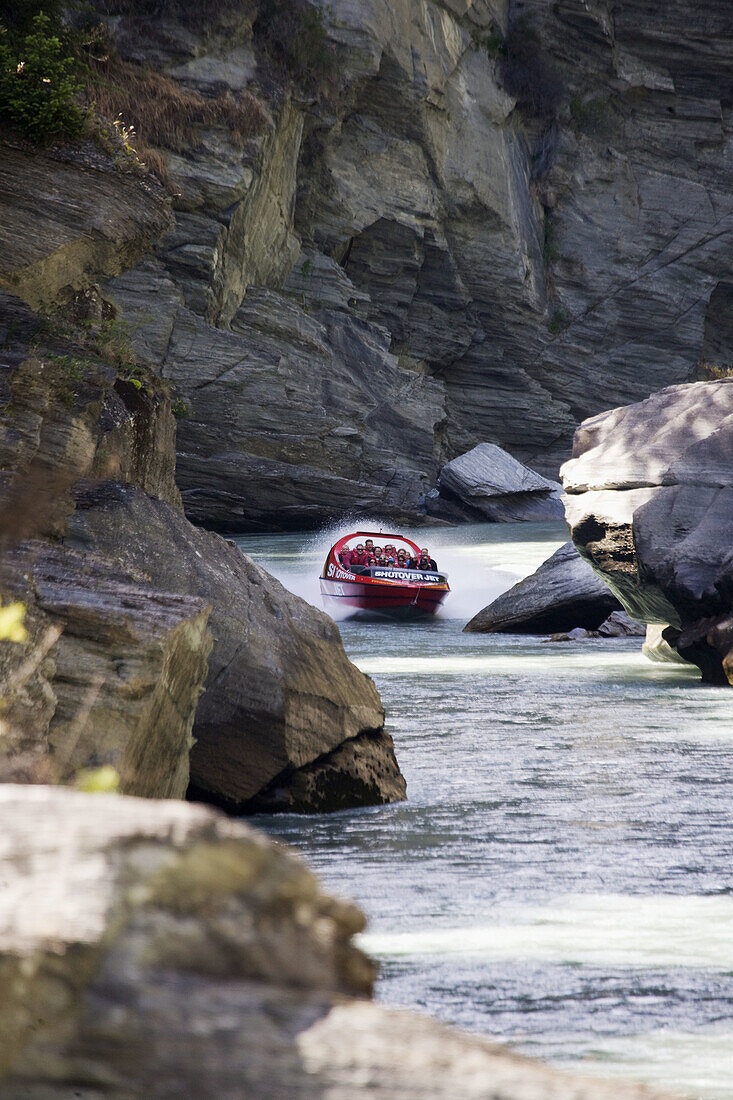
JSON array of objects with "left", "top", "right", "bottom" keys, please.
[{"left": 93, "top": 0, "right": 733, "bottom": 530}]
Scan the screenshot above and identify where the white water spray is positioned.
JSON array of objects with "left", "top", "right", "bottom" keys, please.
[{"left": 235, "top": 518, "right": 568, "bottom": 624}]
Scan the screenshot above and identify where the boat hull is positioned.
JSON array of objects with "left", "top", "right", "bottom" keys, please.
[{"left": 320, "top": 577, "right": 448, "bottom": 620}]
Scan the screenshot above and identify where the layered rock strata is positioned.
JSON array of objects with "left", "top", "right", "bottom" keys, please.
[
  {"left": 465, "top": 540, "right": 621, "bottom": 634},
  {"left": 0, "top": 785, "right": 677, "bottom": 1099},
  {"left": 562, "top": 380, "right": 733, "bottom": 684},
  {"left": 4, "top": 0, "right": 733, "bottom": 531},
  {"left": 0, "top": 142, "right": 170, "bottom": 309},
  {"left": 67, "top": 480, "right": 402, "bottom": 812}
]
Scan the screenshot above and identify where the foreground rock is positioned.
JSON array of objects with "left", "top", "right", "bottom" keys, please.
[
  {"left": 0, "top": 785, "right": 677, "bottom": 1099},
  {"left": 67, "top": 481, "right": 403, "bottom": 812},
  {"left": 562, "top": 380, "right": 733, "bottom": 684},
  {"left": 464, "top": 541, "right": 620, "bottom": 634},
  {"left": 429, "top": 444, "right": 563, "bottom": 523},
  {"left": 0, "top": 541, "right": 211, "bottom": 797}
]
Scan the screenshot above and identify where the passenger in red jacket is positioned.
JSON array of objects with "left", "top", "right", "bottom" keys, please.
[
  {"left": 338, "top": 545, "right": 352, "bottom": 566},
  {"left": 349, "top": 544, "right": 368, "bottom": 567}
]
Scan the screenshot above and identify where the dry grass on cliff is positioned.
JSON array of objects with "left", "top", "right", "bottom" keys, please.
[
  {"left": 86, "top": 56, "right": 270, "bottom": 186},
  {"left": 696, "top": 359, "right": 733, "bottom": 380}
]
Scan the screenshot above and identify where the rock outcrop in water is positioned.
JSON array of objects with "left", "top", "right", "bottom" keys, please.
[
  {"left": 428, "top": 443, "right": 563, "bottom": 523},
  {"left": 0, "top": 784, "right": 677, "bottom": 1099},
  {"left": 67, "top": 480, "right": 398, "bottom": 813},
  {"left": 464, "top": 541, "right": 621, "bottom": 634},
  {"left": 562, "top": 380, "right": 733, "bottom": 684}
]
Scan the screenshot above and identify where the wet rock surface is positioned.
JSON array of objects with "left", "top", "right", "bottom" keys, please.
[
  {"left": 562, "top": 380, "right": 733, "bottom": 684},
  {"left": 243, "top": 729, "right": 407, "bottom": 815},
  {"left": 67, "top": 481, "right": 401, "bottom": 812},
  {"left": 0, "top": 785, "right": 677, "bottom": 1100},
  {"left": 464, "top": 541, "right": 621, "bottom": 634}
]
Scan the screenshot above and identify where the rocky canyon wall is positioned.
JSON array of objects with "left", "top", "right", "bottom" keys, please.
[{"left": 84, "top": 0, "right": 733, "bottom": 530}]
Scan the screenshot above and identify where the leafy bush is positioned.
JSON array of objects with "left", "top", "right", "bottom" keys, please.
[
  {"left": 569, "top": 93, "right": 614, "bottom": 138},
  {"left": 549, "top": 307, "right": 568, "bottom": 334},
  {"left": 542, "top": 214, "right": 560, "bottom": 265},
  {"left": 0, "top": 12, "right": 84, "bottom": 141}
]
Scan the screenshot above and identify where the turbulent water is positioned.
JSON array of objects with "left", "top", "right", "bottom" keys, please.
[{"left": 235, "top": 522, "right": 733, "bottom": 1100}]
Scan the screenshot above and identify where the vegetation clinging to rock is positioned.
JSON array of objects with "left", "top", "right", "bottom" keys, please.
[{"left": 0, "top": 11, "right": 84, "bottom": 141}]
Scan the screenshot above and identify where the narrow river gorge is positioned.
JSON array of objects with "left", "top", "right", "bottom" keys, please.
[{"left": 237, "top": 522, "right": 733, "bottom": 1100}]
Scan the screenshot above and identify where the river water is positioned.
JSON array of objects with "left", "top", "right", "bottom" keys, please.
[{"left": 234, "top": 521, "right": 733, "bottom": 1099}]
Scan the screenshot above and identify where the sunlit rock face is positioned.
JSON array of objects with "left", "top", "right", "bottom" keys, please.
[
  {"left": 562, "top": 379, "right": 733, "bottom": 684},
  {"left": 429, "top": 443, "right": 563, "bottom": 522}
]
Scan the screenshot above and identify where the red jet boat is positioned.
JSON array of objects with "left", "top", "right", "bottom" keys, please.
[{"left": 320, "top": 530, "right": 450, "bottom": 620}]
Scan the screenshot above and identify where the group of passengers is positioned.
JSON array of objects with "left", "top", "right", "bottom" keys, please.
[{"left": 339, "top": 539, "right": 438, "bottom": 572}]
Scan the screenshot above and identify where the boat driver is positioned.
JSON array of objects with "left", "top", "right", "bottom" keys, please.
[{"left": 414, "top": 547, "right": 437, "bottom": 570}]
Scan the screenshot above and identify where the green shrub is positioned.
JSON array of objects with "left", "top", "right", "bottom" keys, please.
[
  {"left": 569, "top": 93, "right": 614, "bottom": 138},
  {"left": 0, "top": 12, "right": 84, "bottom": 142},
  {"left": 482, "top": 32, "right": 507, "bottom": 60},
  {"left": 696, "top": 359, "right": 733, "bottom": 380},
  {"left": 548, "top": 307, "right": 568, "bottom": 334}
]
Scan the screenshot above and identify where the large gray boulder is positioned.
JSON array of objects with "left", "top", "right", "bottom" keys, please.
[
  {"left": 0, "top": 785, "right": 677, "bottom": 1100},
  {"left": 67, "top": 481, "right": 404, "bottom": 813},
  {"left": 431, "top": 443, "right": 564, "bottom": 523},
  {"left": 464, "top": 541, "right": 620, "bottom": 634},
  {"left": 562, "top": 380, "right": 733, "bottom": 684}
]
